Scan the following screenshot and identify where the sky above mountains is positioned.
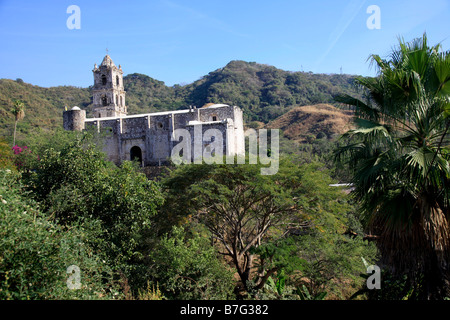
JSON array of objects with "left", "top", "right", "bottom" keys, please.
[{"left": 1, "top": 0, "right": 449, "bottom": 88}]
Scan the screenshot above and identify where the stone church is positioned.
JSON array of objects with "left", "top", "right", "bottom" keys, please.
[{"left": 63, "top": 54, "right": 245, "bottom": 166}]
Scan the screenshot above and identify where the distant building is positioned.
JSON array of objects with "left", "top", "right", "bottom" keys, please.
[{"left": 63, "top": 55, "right": 245, "bottom": 166}]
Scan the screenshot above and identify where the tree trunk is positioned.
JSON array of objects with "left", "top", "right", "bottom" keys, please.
[
  {"left": 13, "top": 120, "right": 17, "bottom": 147},
  {"left": 419, "top": 198, "right": 450, "bottom": 299},
  {"left": 235, "top": 252, "right": 253, "bottom": 291},
  {"left": 378, "top": 194, "right": 450, "bottom": 299}
]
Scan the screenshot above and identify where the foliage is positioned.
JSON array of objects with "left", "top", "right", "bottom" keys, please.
[
  {"left": 292, "top": 233, "right": 377, "bottom": 299},
  {"left": 23, "top": 135, "right": 111, "bottom": 207},
  {"left": 11, "top": 145, "right": 37, "bottom": 171},
  {"left": 0, "top": 138, "right": 15, "bottom": 171},
  {"left": 22, "top": 134, "right": 164, "bottom": 291},
  {"left": 297, "top": 285, "right": 327, "bottom": 300},
  {"left": 335, "top": 33, "right": 450, "bottom": 299},
  {"left": 137, "top": 282, "right": 166, "bottom": 300},
  {"left": 266, "top": 272, "right": 287, "bottom": 297},
  {"left": 160, "top": 157, "right": 375, "bottom": 297},
  {"left": 161, "top": 158, "right": 308, "bottom": 292},
  {"left": 0, "top": 169, "right": 120, "bottom": 299},
  {"left": 11, "top": 99, "right": 25, "bottom": 122},
  {"left": 253, "top": 270, "right": 296, "bottom": 300},
  {"left": 148, "top": 225, "right": 235, "bottom": 300},
  {"left": 0, "top": 80, "right": 91, "bottom": 145}
]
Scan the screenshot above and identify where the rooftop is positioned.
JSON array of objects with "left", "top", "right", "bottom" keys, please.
[
  {"left": 84, "top": 104, "right": 234, "bottom": 122},
  {"left": 100, "top": 54, "right": 116, "bottom": 68}
]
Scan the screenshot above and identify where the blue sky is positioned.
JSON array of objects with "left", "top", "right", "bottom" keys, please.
[{"left": 1, "top": 0, "right": 449, "bottom": 88}]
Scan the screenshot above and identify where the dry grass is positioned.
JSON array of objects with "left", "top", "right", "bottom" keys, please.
[{"left": 267, "top": 104, "right": 354, "bottom": 142}]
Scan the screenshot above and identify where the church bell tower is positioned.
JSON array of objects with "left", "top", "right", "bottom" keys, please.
[{"left": 92, "top": 54, "right": 127, "bottom": 118}]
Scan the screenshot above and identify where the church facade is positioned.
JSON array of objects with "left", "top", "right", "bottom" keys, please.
[{"left": 63, "top": 55, "right": 245, "bottom": 166}]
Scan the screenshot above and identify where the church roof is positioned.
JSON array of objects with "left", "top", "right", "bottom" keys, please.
[
  {"left": 202, "top": 103, "right": 229, "bottom": 109},
  {"left": 100, "top": 54, "right": 116, "bottom": 67}
]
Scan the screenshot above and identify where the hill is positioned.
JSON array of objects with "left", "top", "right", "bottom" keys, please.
[
  {"left": 123, "top": 60, "right": 361, "bottom": 123},
  {"left": 267, "top": 104, "right": 354, "bottom": 143},
  {"left": 0, "top": 79, "right": 90, "bottom": 142},
  {"left": 181, "top": 60, "right": 359, "bottom": 122},
  {"left": 0, "top": 60, "right": 361, "bottom": 145}
]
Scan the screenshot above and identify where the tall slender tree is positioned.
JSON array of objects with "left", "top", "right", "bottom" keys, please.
[
  {"left": 11, "top": 99, "right": 25, "bottom": 147},
  {"left": 335, "top": 33, "right": 450, "bottom": 299}
]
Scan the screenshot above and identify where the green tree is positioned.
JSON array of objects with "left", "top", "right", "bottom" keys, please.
[
  {"left": 149, "top": 225, "right": 235, "bottom": 300},
  {"left": 161, "top": 159, "right": 307, "bottom": 293},
  {"left": 335, "top": 33, "right": 450, "bottom": 299},
  {"left": 160, "top": 158, "right": 359, "bottom": 295},
  {"left": 0, "top": 169, "right": 120, "bottom": 299},
  {"left": 11, "top": 99, "right": 25, "bottom": 147},
  {"left": 23, "top": 134, "right": 164, "bottom": 291}
]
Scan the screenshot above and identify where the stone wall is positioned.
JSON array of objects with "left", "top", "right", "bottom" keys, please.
[
  {"left": 63, "top": 108, "right": 86, "bottom": 131},
  {"left": 66, "top": 104, "right": 245, "bottom": 167}
]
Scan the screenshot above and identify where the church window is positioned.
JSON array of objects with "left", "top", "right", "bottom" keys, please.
[
  {"left": 116, "top": 95, "right": 118, "bottom": 105},
  {"left": 102, "top": 75, "right": 107, "bottom": 85},
  {"left": 212, "top": 116, "right": 217, "bottom": 121},
  {"left": 116, "top": 75, "right": 119, "bottom": 86},
  {"left": 102, "top": 96, "right": 107, "bottom": 106}
]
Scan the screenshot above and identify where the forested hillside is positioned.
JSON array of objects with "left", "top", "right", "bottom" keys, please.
[
  {"left": 180, "top": 60, "right": 359, "bottom": 122},
  {"left": 0, "top": 79, "right": 91, "bottom": 140},
  {"left": 123, "top": 60, "right": 360, "bottom": 123},
  {"left": 0, "top": 60, "right": 360, "bottom": 145}
]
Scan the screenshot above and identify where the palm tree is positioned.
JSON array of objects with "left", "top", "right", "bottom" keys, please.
[
  {"left": 11, "top": 99, "right": 25, "bottom": 147},
  {"left": 335, "top": 33, "right": 450, "bottom": 299}
]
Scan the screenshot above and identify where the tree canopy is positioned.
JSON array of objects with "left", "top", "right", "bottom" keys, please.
[{"left": 335, "top": 33, "right": 450, "bottom": 299}]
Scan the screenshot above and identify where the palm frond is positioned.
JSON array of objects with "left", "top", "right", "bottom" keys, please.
[{"left": 334, "top": 33, "right": 450, "bottom": 298}]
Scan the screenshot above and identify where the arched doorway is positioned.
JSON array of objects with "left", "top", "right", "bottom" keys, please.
[{"left": 130, "top": 146, "right": 143, "bottom": 165}]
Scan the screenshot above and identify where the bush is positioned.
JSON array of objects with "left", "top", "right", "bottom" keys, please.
[
  {"left": 0, "top": 169, "right": 120, "bottom": 299},
  {"left": 0, "top": 139, "right": 15, "bottom": 171},
  {"left": 23, "top": 136, "right": 164, "bottom": 293},
  {"left": 148, "top": 225, "right": 235, "bottom": 300}
]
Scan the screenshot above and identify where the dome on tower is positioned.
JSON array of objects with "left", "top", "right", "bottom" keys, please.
[{"left": 100, "top": 55, "right": 116, "bottom": 67}]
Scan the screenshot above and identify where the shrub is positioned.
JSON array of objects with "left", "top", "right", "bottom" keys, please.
[
  {"left": 23, "top": 136, "right": 164, "bottom": 292},
  {"left": 148, "top": 225, "right": 235, "bottom": 300},
  {"left": 0, "top": 169, "right": 120, "bottom": 299},
  {"left": 0, "top": 139, "right": 15, "bottom": 171}
]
